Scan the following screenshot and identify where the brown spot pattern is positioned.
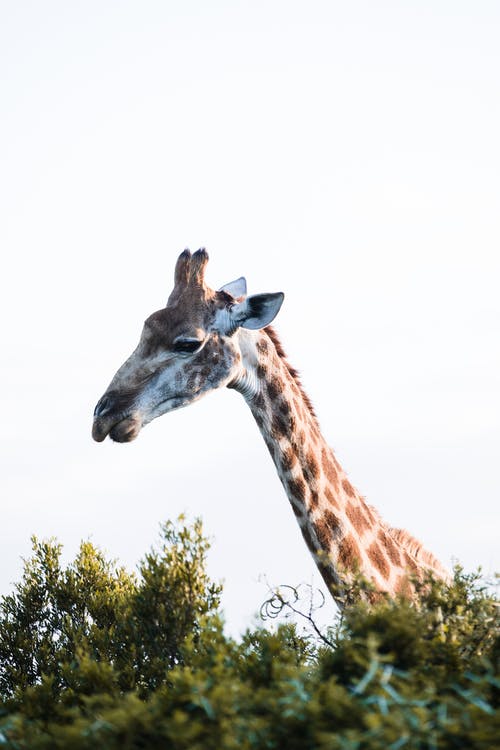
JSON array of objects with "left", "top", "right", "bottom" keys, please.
[
  {"left": 324, "top": 509, "right": 341, "bottom": 532},
  {"left": 267, "top": 376, "right": 282, "bottom": 401},
  {"left": 385, "top": 535, "right": 403, "bottom": 566},
  {"left": 287, "top": 476, "right": 306, "bottom": 503},
  {"left": 337, "top": 535, "right": 362, "bottom": 571},
  {"left": 279, "top": 399, "right": 292, "bottom": 418},
  {"left": 281, "top": 446, "right": 297, "bottom": 472},
  {"left": 342, "top": 479, "right": 356, "bottom": 498},
  {"left": 322, "top": 450, "right": 339, "bottom": 490},
  {"left": 367, "top": 542, "right": 390, "bottom": 580},
  {"left": 305, "top": 451, "right": 320, "bottom": 480},
  {"left": 256, "top": 338, "right": 269, "bottom": 355},
  {"left": 272, "top": 413, "right": 288, "bottom": 438},
  {"left": 309, "top": 490, "right": 319, "bottom": 509},
  {"left": 345, "top": 504, "right": 371, "bottom": 533},
  {"left": 314, "top": 519, "right": 330, "bottom": 549}
]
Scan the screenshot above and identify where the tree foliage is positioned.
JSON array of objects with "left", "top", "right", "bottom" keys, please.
[
  {"left": 0, "top": 519, "right": 498, "bottom": 749},
  {"left": 0, "top": 518, "right": 221, "bottom": 701}
]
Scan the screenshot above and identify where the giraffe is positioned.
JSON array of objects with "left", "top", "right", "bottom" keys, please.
[{"left": 92, "top": 248, "right": 449, "bottom": 608}]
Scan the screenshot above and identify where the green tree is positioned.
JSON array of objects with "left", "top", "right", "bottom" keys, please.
[
  {"left": 0, "top": 521, "right": 498, "bottom": 749},
  {"left": 0, "top": 518, "right": 221, "bottom": 704}
]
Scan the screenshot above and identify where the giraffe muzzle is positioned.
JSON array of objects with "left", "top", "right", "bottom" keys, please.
[{"left": 92, "top": 392, "right": 143, "bottom": 443}]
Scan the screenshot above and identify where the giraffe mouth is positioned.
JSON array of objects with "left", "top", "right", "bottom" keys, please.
[
  {"left": 92, "top": 413, "right": 143, "bottom": 443},
  {"left": 92, "top": 394, "right": 192, "bottom": 444}
]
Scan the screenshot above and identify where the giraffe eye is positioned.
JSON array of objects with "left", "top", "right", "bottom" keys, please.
[{"left": 173, "top": 339, "right": 203, "bottom": 354}]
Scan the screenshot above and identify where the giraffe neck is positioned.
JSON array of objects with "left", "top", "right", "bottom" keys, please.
[{"left": 230, "top": 327, "right": 443, "bottom": 607}]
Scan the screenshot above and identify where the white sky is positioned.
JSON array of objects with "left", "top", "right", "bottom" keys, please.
[{"left": 1, "top": 1, "right": 499, "bottom": 634}]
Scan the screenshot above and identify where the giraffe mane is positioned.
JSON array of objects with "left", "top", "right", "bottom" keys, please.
[
  {"left": 264, "top": 325, "right": 318, "bottom": 424},
  {"left": 388, "top": 527, "right": 447, "bottom": 577}
]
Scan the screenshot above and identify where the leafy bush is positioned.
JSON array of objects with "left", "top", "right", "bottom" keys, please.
[
  {"left": 0, "top": 518, "right": 221, "bottom": 701},
  {"left": 0, "top": 520, "right": 498, "bottom": 749}
]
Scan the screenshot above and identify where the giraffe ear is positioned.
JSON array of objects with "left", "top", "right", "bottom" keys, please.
[
  {"left": 230, "top": 292, "right": 284, "bottom": 330},
  {"left": 219, "top": 277, "right": 247, "bottom": 299}
]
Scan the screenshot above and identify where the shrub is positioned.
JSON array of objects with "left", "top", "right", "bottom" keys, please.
[
  {"left": 0, "top": 521, "right": 497, "bottom": 749},
  {"left": 0, "top": 518, "right": 221, "bottom": 704}
]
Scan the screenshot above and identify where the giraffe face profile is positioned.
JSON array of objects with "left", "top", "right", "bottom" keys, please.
[{"left": 92, "top": 249, "right": 283, "bottom": 443}]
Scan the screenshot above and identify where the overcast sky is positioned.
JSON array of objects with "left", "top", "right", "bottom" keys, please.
[{"left": 1, "top": 1, "right": 499, "bottom": 634}]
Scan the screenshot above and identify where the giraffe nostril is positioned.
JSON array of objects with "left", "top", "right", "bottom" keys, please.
[{"left": 94, "top": 394, "right": 113, "bottom": 418}]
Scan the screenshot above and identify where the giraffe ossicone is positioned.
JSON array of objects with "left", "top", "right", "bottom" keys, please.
[{"left": 93, "top": 248, "right": 449, "bottom": 607}]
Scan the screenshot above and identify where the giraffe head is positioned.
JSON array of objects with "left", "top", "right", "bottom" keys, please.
[{"left": 92, "top": 249, "right": 284, "bottom": 443}]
